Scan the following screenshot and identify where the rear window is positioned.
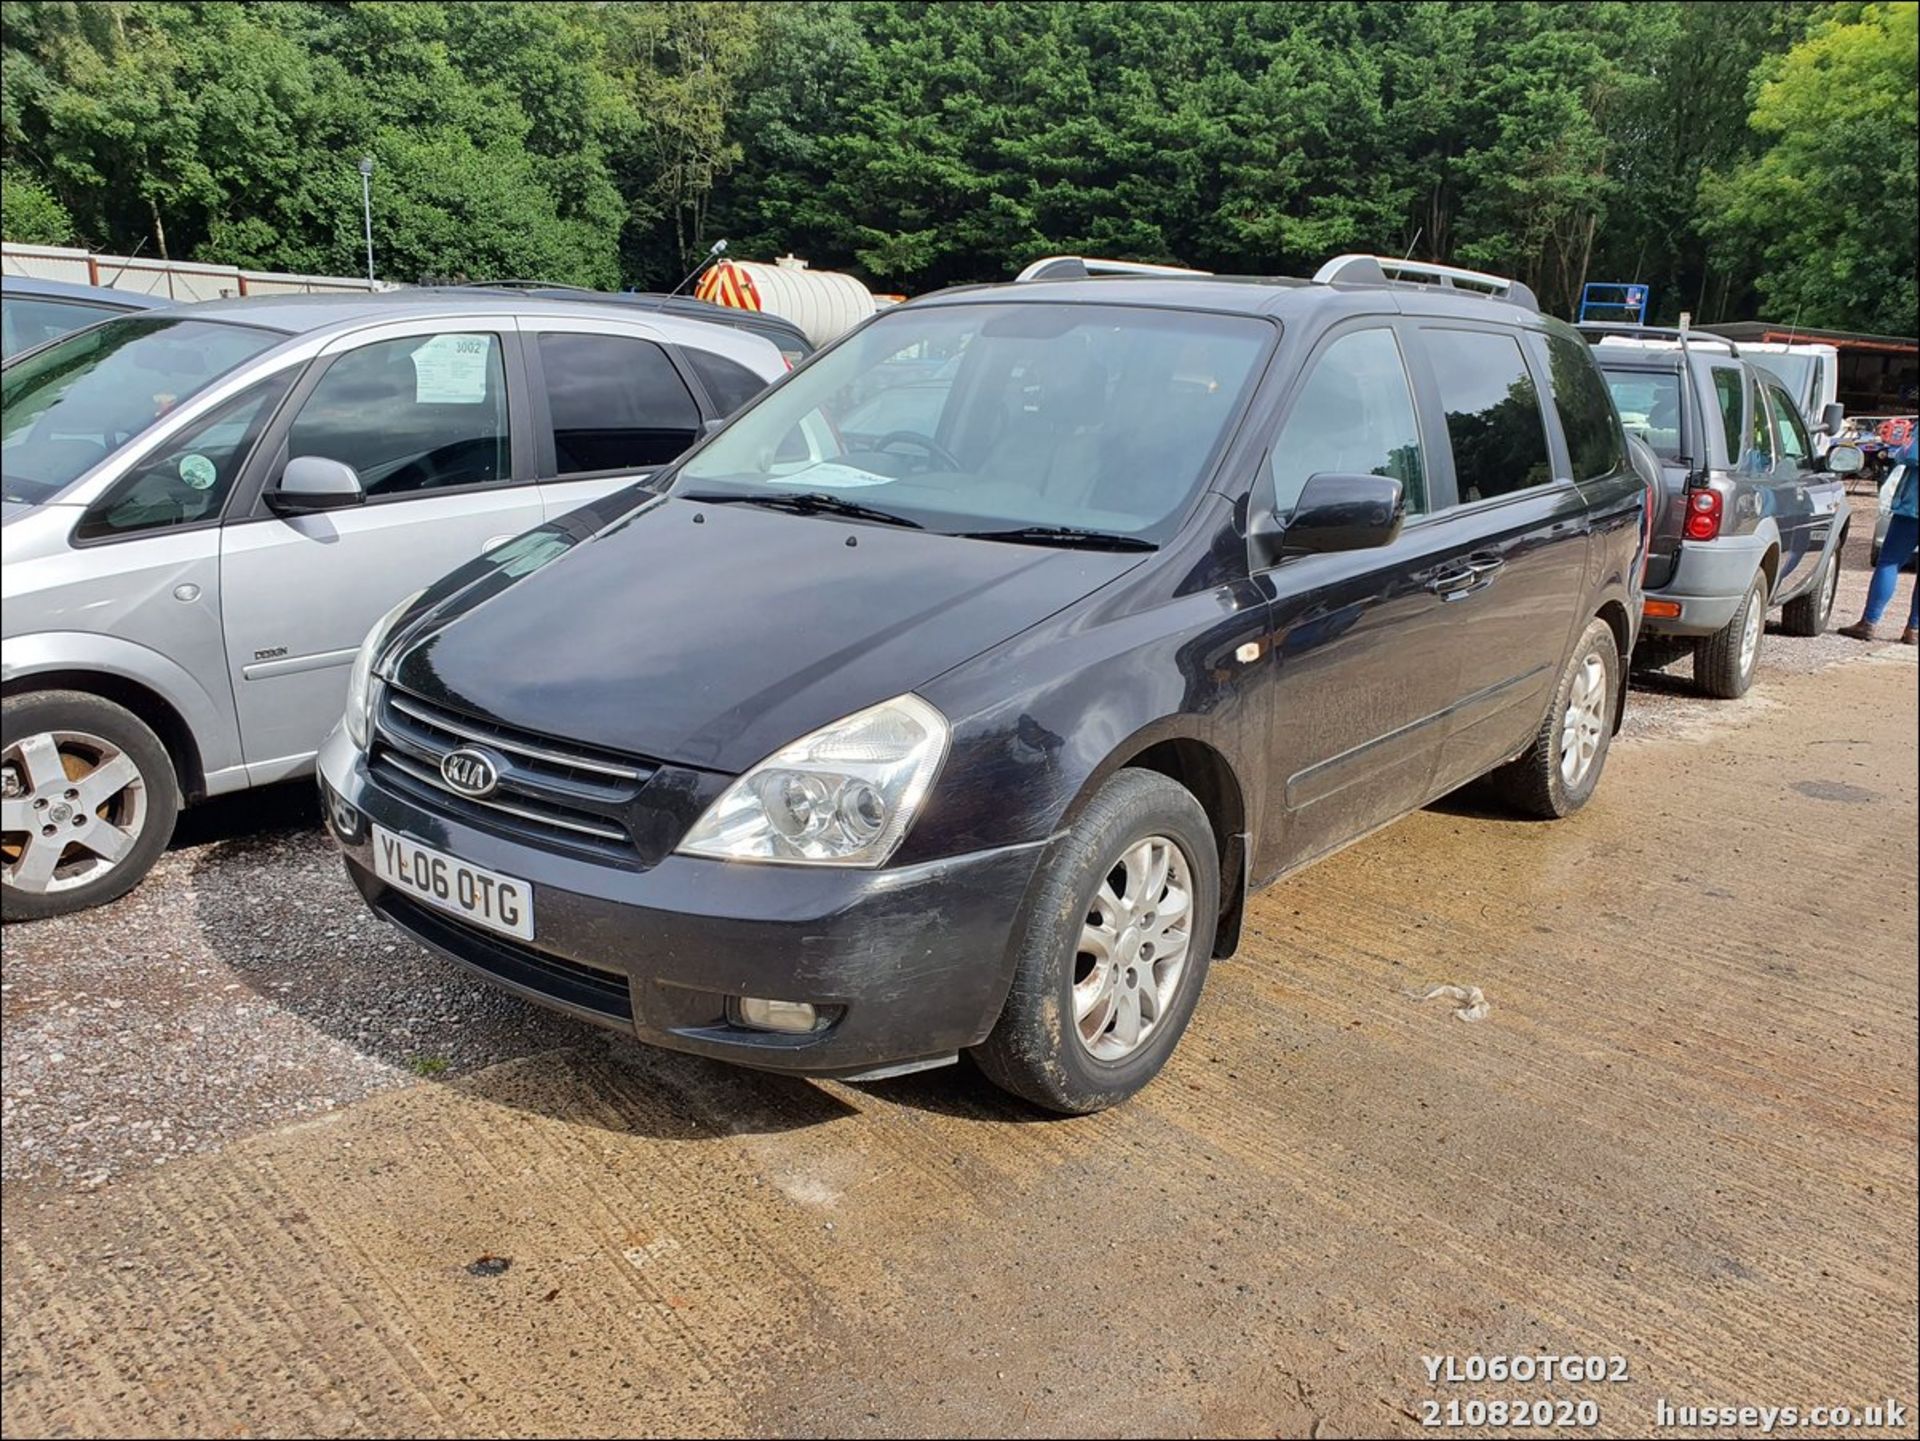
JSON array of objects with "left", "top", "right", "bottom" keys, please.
[
  {"left": 684, "top": 347, "right": 768, "bottom": 418},
  {"left": 536, "top": 332, "right": 702, "bottom": 474},
  {"left": 1543, "top": 333, "right": 1624, "bottom": 481},
  {"left": 1602, "top": 369, "right": 1684, "bottom": 461},
  {"left": 1423, "top": 329, "right": 1552, "bottom": 502},
  {"left": 0, "top": 316, "right": 285, "bottom": 504}
]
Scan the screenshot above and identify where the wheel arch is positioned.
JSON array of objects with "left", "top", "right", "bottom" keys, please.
[
  {"left": 1594, "top": 599, "right": 1632, "bottom": 733},
  {"left": 3, "top": 669, "right": 203, "bottom": 803},
  {"left": 1061, "top": 724, "right": 1251, "bottom": 959}
]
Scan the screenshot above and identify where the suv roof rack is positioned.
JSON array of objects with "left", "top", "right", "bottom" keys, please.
[
  {"left": 1576, "top": 320, "right": 1741, "bottom": 357},
  {"left": 1312, "top": 254, "right": 1539, "bottom": 312},
  {"left": 1016, "top": 255, "right": 1213, "bottom": 282}
]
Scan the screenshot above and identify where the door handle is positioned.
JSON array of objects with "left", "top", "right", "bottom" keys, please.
[
  {"left": 1426, "top": 567, "right": 1479, "bottom": 595},
  {"left": 1427, "top": 554, "right": 1504, "bottom": 600},
  {"left": 1465, "top": 554, "right": 1506, "bottom": 578}
]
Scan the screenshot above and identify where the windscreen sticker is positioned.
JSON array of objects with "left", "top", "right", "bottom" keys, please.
[
  {"left": 411, "top": 334, "right": 491, "bottom": 404},
  {"left": 767, "top": 461, "right": 896, "bottom": 488},
  {"left": 177, "top": 453, "right": 219, "bottom": 490}
]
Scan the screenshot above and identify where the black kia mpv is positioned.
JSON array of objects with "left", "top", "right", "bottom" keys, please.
[{"left": 318, "top": 253, "right": 1646, "bottom": 1114}]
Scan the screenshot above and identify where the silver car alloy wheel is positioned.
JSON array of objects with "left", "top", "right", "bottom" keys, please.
[
  {"left": 1072, "top": 834, "right": 1195, "bottom": 1061},
  {"left": 1738, "top": 588, "right": 1764, "bottom": 680},
  {"left": 1559, "top": 653, "right": 1609, "bottom": 788},
  {"left": 0, "top": 730, "right": 148, "bottom": 895}
]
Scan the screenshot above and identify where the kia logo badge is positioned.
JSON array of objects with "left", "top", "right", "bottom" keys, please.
[{"left": 440, "top": 747, "right": 501, "bottom": 798}]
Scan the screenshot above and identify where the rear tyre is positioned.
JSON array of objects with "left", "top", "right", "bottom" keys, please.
[
  {"left": 1694, "top": 573, "right": 1768, "bottom": 699},
  {"left": 1487, "top": 617, "right": 1620, "bottom": 820},
  {"left": 2, "top": 691, "right": 179, "bottom": 922},
  {"left": 1780, "top": 543, "right": 1842, "bottom": 637},
  {"left": 971, "top": 768, "right": 1219, "bottom": 1115}
]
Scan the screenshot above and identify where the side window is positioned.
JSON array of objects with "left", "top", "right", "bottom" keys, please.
[
  {"left": 287, "top": 332, "right": 509, "bottom": 498},
  {"left": 1422, "top": 329, "right": 1552, "bottom": 503},
  {"left": 684, "top": 347, "right": 770, "bottom": 418},
  {"left": 1742, "top": 375, "right": 1775, "bottom": 474},
  {"left": 76, "top": 372, "right": 295, "bottom": 541},
  {"left": 1710, "top": 366, "right": 1745, "bottom": 467},
  {"left": 536, "top": 332, "right": 701, "bottom": 475},
  {"left": 1769, "top": 384, "right": 1811, "bottom": 464},
  {"left": 1268, "top": 328, "right": 1426, "bottom": 516},
  {"left": 1542, "top": 333, "right": 1624, "bottom": 481}
]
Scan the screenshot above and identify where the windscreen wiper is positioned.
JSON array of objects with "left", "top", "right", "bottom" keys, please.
[
  {"left": 956, "top": 524, "right": 1157, "bottom": 551},
  {"left": 681, "top": 491, "right": 924, "bottom": 529}
]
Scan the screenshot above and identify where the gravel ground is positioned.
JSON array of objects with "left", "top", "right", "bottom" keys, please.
[{"left": 2, "top": 506, "right": 1911, "bottom": 1200}]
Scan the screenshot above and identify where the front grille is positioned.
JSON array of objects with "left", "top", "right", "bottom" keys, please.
[
  {"left": 370, "top": 686, "right": 657, "bottom": 861},
  {"left": 378, "top": 891, "right": 634, "bottom": 1022}
]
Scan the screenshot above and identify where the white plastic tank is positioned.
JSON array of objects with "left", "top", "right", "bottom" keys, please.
[{"left": 698, "top": 254, "right": 875, "bottom": 346}]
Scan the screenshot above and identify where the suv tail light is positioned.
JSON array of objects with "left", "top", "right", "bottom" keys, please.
[{"left": 1683, "top": 487, "right": 1723, "bottom": 542}]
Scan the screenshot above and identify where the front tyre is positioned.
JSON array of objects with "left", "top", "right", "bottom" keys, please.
[
  {"left": 1779, "top": 544, "right": 1842, "bottom": 637},
  {"left": 1693, "top": 572, "right": 1769, "bottom": 699},
  {"left": 1488, "top": 617, "right": 1620, "bottom": 820},
  {"left": 2, "top": 691, "right": 179, "bottom": 922},
  {"left": 972, "top": 769, "right": 1219, "bottom": 1115}
]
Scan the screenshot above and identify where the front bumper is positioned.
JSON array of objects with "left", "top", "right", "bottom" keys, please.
[
  {"left": 1642, "top": 533, "right": 1772, "bottom": 637},
  {"left": 316, "top": 726, "right": 1045, "bottom": 1079}
]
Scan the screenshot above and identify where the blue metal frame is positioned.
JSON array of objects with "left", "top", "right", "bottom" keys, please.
[{"left": 1579, "top": 282, "right": 1650, "bottom": 326}]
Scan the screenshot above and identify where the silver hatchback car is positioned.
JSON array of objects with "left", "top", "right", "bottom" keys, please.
[{"left": 2, "top": 294, "right": 784, "bottom": 918}]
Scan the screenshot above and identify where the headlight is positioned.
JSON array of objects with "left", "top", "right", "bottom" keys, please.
[
  {"left": 677, "top": 694, "right": 949, "bottom": 867},
  {"left": 343, "top": 591, "right": 424, "bottom": 750}
]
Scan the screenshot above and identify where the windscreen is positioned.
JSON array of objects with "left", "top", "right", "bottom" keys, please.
[
  {"left": 674, "top": 302, "right": 1272, "bottom": 541},
  {"left": 1600, "top": 369, "right": 1684, "bottom": 460},
  {"left": 1, "top": 316, "right": 285, "bottom": 504}
]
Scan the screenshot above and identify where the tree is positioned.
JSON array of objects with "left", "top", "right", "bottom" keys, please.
[
  {"left": 1701, "top": 1, "right": 1919, "bottom": 334},
  {"left": 1, "top": 166, "right": 74, "bottom": 242}
]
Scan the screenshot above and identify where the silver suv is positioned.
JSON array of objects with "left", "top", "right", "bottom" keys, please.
[{"left": 2, "top": 294, "right": 784, "bottom": 918}]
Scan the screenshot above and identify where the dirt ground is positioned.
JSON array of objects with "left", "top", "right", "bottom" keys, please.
[{"left": 3, "top": 536, "right": 1916, "bottom": 1439}]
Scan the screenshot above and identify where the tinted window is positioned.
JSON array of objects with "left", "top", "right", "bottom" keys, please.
[
  {"left": 1768, "top": 384, "right": 1811, "bottom": 463},
  {"left": 0, "top": 317, "right": 284, "bottom": 504},
  {"left": 1543, "top": 333, "right": 1623, "bottom": 481},
  {"left": 684, "top": 347, "right": 769, "bottom": 418},
  {"left": 1602, "top": 370, "right": 1683, "bottom": 460},
  {"left": 678, "top": 303, "right": 1270, "bottom": 541},
  {"left": 1711, "top": 366, "right": 1745, "bottom": 467},
  {"left": 1, "top": 295, "right": 126, "bottom": 360},
  {"left": 537, "top": 332, "right": 700, "bottom": 474},
  {"left": 76, "top": 372, "right": 295, "bottom": 540},
  {"left": 1743, "top": 370, "right": 1773, "bottom": 473},
  {"left": 1269, "top": 328, "right": 1426, "bottom": 514},
  {"left": 1423, "top": 329, "right": 1552, "bottom": 503},
  {"left": 288, "top": 333, "right": 509, "bottom": 497}
]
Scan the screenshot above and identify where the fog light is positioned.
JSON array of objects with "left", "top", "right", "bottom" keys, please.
[{"left": 736, "top": 997, "right": 819, "bottom": 1034}]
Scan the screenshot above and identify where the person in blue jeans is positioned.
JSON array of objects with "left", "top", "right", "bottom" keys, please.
[{"left": 1841, "top": 433, "right": 1919, "bottom": 646}]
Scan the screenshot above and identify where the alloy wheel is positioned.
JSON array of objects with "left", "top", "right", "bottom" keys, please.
[
  {"left": 1072, "top": 835, "right": 1195, "bottom": 1061},
  {"left": 1559, "top": 652, "right": 1609, "bottom": 787},
  {"left": 0, "top": 730, "right": 148, "bottom": 895}
]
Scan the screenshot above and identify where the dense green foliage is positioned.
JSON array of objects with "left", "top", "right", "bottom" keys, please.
[{"left": 2, "top": 1, "right": 1913, "bottom": 330}]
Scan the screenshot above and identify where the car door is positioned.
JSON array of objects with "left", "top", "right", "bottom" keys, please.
[
  {"left": 1760, "top": 379, "right": 1830, "bottom": 596},
  {"left": 523, "top": 322, "right": 711, "bottom": 523},
  {"left": 1404, "top": 323, "right": 1594, "bottom": 793},
  {"left": 217, "top": 319, "right": 543, "bottom": 780},
  {"left": 1252, "top": 321, "right": 1470, "bottom": 876}
]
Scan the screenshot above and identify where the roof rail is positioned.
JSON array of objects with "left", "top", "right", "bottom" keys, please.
[
  {"left": 1575, "top": 320, "right": 1741, "bottom": 357},
  {"left": 463, "top": 278, "right": 595, "bottom": 293},
  {"left": 1313, "top": 254, "right": 1539, "bottom": 311},
  {"left": 1016, "top": 255, "right": 1213, "bottom": 282}
]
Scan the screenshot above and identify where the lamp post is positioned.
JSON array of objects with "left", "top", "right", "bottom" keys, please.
[{"left": 358, "top": 156, "right": 376, "bottom": 287}]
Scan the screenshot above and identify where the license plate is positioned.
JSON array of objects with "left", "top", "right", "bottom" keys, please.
[{"left": 372, "top": 826, "right": 534, "bottom": 941}]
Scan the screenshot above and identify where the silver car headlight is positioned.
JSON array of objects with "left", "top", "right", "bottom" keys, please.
[
  {"left": 343, "top": 591, "right": 424, "bottom": 750},
  {"left": 677, "top": 694, "right": 949, "bottom": 867}
]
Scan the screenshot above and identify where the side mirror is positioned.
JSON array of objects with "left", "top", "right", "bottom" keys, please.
[
  {"left": 270, "top": 455, "right": 365, "bottom": 513},
  {"left": 1818, "top": 402, "right": 1845, "bottom": 435},
  {"left": 1279, "top": 472, "right": 1406, "bottom": 555},
  {"left": 1823, "top": 443, "right": 1864, "bottom": 476}
]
